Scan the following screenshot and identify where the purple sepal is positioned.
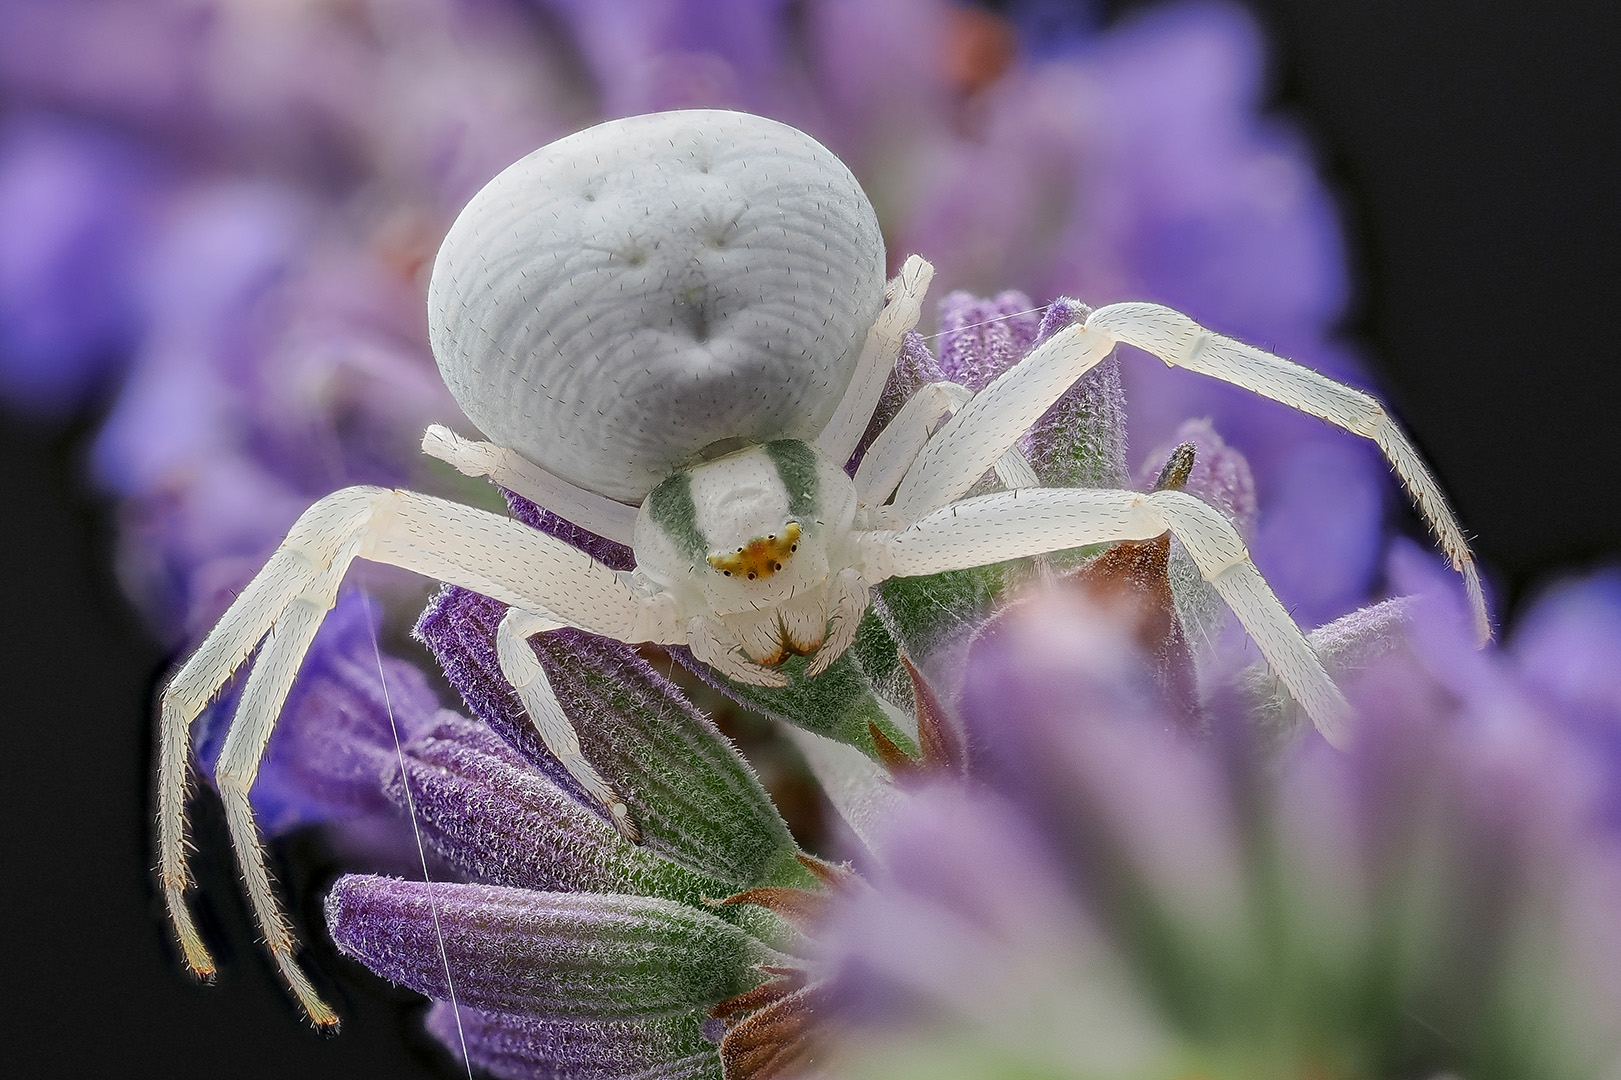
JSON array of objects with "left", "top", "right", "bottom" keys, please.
[
  {"left": 325, "top": 875, "right": 770, "bottom": 1018},
  {"left": 424, "top": 1001, "right": 720, "bottom": 1080},
  {"left": 929, "top": 289, "right": 1129, "bottom": 493},
  {"left": 385, "top": 711, "right": 745, "bottom": 903},
  {"left": 414, "top": 585, "right": 794, "bottom": 890},
  {"left": 193, "top": 590, "right": 442, "bottom": 834},
  {"left": 1025, "top": 297, "right": 1128, "bottom": 491}
]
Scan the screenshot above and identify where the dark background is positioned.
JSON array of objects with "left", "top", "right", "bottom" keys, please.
[{"left": 2, "top": 1, "right": 1618, "bottom": 1076}]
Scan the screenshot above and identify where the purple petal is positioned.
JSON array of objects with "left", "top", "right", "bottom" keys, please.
[
  {"left": 326, "top": 876, "right": 773, "bottom": 1018},
  {"left": 424, "top": 1001, "right": 718, "bottom": 1080},
  {"left": 91, "top": 179, "right": 314, "bottom": 499},
  {"left": 0, "top": 116, "right": 158, "bottom": 413},
  {"left": 536, "top": 0, "right": 798, "bottom": 118},
  {"left": 1513, "top": 571, "right": 1621, "bottom": 828},
  {"left": 1249, "top": 439, "right": 1385, "bottom": 629}
]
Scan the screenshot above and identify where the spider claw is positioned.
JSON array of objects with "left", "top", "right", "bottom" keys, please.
[
  {"left": 605, "top": 798, "right": 642, "bottom": 844},
  {"left": 805, "top": 643, "right": 839, "bottom": 679},
  {"left": 687, "top": 616, "right": 790, "bottom": 688},
  {"left": 730, "top": 662, "right": 789, "bottom": 689}
]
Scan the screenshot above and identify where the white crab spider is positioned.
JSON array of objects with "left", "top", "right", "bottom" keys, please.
[{"left": 156, "top": 109, "right": 1487, "bottom": 1027}]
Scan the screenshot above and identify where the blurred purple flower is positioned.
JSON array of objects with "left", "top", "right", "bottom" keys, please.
[
  {"left": 0, "top": 0, "right": 1396, "bottom": 645},
  {"left": 0, "top": 116, "right": 159, "bottom": 412},
  {"left": 0, "top": 0, "right": 1417, "bottom": 842},
  {"left": 821, "top": 565, "right": 1621, "bottom": 1079}
]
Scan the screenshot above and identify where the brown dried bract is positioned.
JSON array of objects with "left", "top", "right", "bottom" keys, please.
[
  {"left": 712, "top": 887, "right": 830, "bottom": 933},
  {"left": 718, "top": 981, "right": 830, "bottom": 1080},
  {"left": 1066, "top": 442, "right": 1201, "bottom": 727}
]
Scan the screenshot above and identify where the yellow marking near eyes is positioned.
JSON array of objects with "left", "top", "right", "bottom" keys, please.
[{"left": 707, "top": 521, "right": 802, "bottom": 580}]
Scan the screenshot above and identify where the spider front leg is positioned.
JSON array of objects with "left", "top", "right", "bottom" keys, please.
[
  {"left": 860, "top": 487, "right": 1352, "bottom": 745},
  {"left": 885, "top": 297, "right": 1488, "bottom": 643},
  {"left": 158, "top": 486, "right": 670, "bottom": 1025},
  {"left": 496, "top": 608, "right": 640, "bottom": 841},
  {"left": 856, "top": 380, "right": 1038, "bottom": 509},
  {"left": 816, "top": 254, "right": 935, "bottom": 463},
  {"left": 1086, "top": 302, "right": 1486, "bottom": 642}
]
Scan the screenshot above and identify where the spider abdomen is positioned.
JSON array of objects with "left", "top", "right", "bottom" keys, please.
[{"left": 428, "top": 109, "right": 887, "bottom": 504}]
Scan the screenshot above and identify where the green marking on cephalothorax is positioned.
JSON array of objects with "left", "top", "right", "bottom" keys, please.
[
  {"left": 763, "top": 439, "right": 820, "bottom": 523},
  {"left": 646, "top": 470, "right": 706, "bottom": 561}
]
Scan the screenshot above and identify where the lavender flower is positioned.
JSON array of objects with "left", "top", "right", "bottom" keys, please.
[{"left": 325, "top": 555, "right": 833, "bottom": 1077}]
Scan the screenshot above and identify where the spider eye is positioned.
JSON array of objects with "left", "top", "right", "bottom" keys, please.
[
  {"left": 722, "top": 570, "right": 732, "bottom": 576},
  {"left": 789, "top": 544, "right": 797, "bottom": 552},
  {"left": 747, "top": 572, "right": 756, "bottom": 579},
  {"left": 773, "top": 563, "right": 782, "bottom": 571}
]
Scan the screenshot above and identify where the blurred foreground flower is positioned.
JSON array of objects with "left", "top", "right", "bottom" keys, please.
[{"left": 821, "top": 555, "right": 1621, "bottom": 1080}]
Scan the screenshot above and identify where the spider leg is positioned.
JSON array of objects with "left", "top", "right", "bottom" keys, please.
[
  {"left": 496, "top": 608, "right": 640, "bottom": 841},
  {"left": 421, "top": 424, "right": 639, "bottom": 546},
  {"left": 1086, "top": 303, "right": 1486, "bottom": 643},
  {"left": 213, "top": 546, "right": 355, "bottom": 1028},
  {"left": 888, "top": 322, "right": 1116, "bottom": 522},
  {"left": 815, "top": 255, "right": 935, "bottom": 464},
  {"left": 860, "top": 487, "right": 1351, "bottom": 743},
  {"left": 157, "top": 486, "right": 667, "bottom": 1024},
  {"left": 806, "top": 568, "right": 870, "bottom": 678},
  {"left": 886, "top": 302, "right": 1487, "bottom": 643},
  {"left": 857, "top": 381, "right": 1037, "bottom": 514}
]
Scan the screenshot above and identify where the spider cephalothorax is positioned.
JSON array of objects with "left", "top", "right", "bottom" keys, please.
[
  {"left": 636, "top": 439, "right": 864, "bottom": 678},
  {"left": 156, "top": 109, "right": 1488, "bottom": 1028}
]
